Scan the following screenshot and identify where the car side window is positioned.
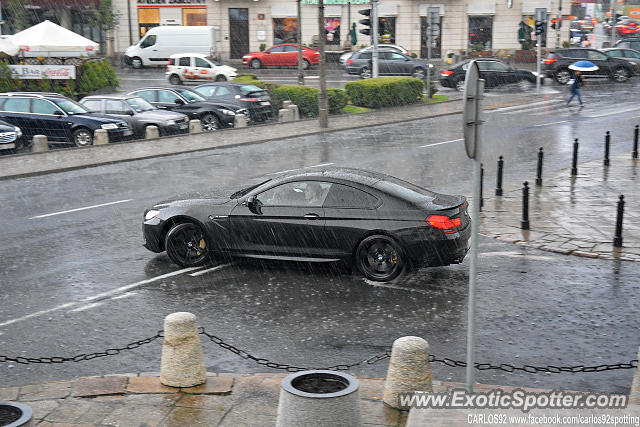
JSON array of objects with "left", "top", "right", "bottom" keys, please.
[
  {"left": 268, "top": 46, "right": 285, "bottom": 53},
  {"left": 283, "top": 45, "right": 298, "bottom": 52},
  {"left": 215, "top": 87, "right": 232, "bottom": 96},
  {"left": 195, "top": 57, "right": 211, "bottom": 68},
  {"left": 178, "top": 57, "right": 190, "bottom": 66},
  {"left": 132, "top": 90, "right": 157, "bottom": 103},
  {"left": 490, "top": 61, "right": 510, "bottom": 71},
  {"left": 608, "top": 50, "right": 623, "bottom": 57},
  {"left": 359, "top": 52, "right": 372, "bottom": 60},
  {"left": 257, "top": 181, "right": 331, "bottom": 207},
  {"left": 31, "top": 99, "right": 62, "bottom": 115},
  {"left": 158, "top": 90, "right": 180, "bottom": 103},
  {"left": 82, "top": 99, "right": 103, "bottom": 112},
  {"left": 195, "top": 86, "right": 216, "bottom": 97},
  {"left": 566, "top": 50, "right": 587, "bottom": 58},
  {"left": 324, "top": 184, "right": 379, "bottom": 209},
  {"left": 588, "top": 51, "right": 607, "bottom": 60},
  {"left": 625, "top": 50, "right": 640, "bottom": 59},
  {"left": 387, "top": 52, "right": 406, "bottom": 61},
  {"left": 477, "top": 61, "right": 492, "bottom": 71},
  {"left": 3, "top": 98, "right": 31, "bottom": 113},
  {"left": 105, "top": 100, "right": 129, "bottom": 114}
]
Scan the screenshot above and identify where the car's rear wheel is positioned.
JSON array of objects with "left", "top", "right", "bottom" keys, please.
[
  {"left": 411, "top": 67, "right": 426, "bottom": 79},
  {"left": 355, "top": 235, "right": 405, "bottom": 282},
  {"left": 250, "top": 59, "right": 262, "bottom": 69},
  {"left": 359, "top": 66, "right": 371, "bottom": 79},
  {"left": 215, "top": 74, "right": 227, "bottom": 81},
  {"left": 201, "top": 113, "right": 221, "bottom": 131},
  {"left": 72, "top": 128, "right": 93, "bottom": 147},
  {"left": 518, "top": 79, "right": 534, "bottom": 91},
  {"left": 165, "top": 223, "right": 209, "bottom": 267},
  {"left": 454, "top": 77, "right": 465, "bottom": 91},
  {"left": 168, "top": 74, "right": 182, "bottom": 85},
  {"left": 131, "top": 57, "right": 143, "bottom": 69},
  {"left": 611, "top": 66, "right": 630, "bottom": 82},
  {"left": 302, "top": 59, "right": 311, "bottom": 70},
  {"left": 554, "top": 68, "right": 571, "bottom": 84}
]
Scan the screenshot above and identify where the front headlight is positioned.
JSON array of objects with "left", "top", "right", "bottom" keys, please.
[
  {"left": 101, "top": 123, "right": 118, "bottom": 130},
  {"left": 14, "top": 127, "right": 22, "bottom": 136},
  {"left": 166, "top": 120, "right": 176, "bottom": 125},
  {"left": 145, "top": 209, "right": 160, "bottom": 220},
  {"left": 221, "top": 109, "right": 236, "bottom": 116}
]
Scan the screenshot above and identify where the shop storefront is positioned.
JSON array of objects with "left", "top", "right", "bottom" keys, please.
[{"left": 136, "top": 0, "right": 206, "bottom": 38}]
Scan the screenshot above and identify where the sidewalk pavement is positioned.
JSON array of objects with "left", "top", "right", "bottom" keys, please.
[
  {"left": 0, "top": 372, "right": 599, "bottom": 426},
  {"left": 479, "top": 153, "right": 640, "bottom": 261}
]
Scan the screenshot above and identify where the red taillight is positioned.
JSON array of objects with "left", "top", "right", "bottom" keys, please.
[
  {"left": 543, "top": 58, "right": 557, "bottom": 64},
  {"left": 426, "top": 215, "right": 461, "bottom": 233},
  {"left": 347, "top": 59, "right": 354, "bottom": 65},
  {"left": 441, "top": 70, "right": 453, "bottom": 76},
  {"left": 239, "top": 98, "right": 259, "bottom": 102}
]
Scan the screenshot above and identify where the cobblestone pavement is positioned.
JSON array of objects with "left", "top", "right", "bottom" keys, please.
[{"left": 480, "top": 153, "right": 640, "bottom": 261}]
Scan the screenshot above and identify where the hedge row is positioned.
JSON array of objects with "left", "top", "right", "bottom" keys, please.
[
  {"left": 234, "top": 74, "right": 431, "bottom": 114},
  {"left": 0, "top": 59, "right": 118, "bottom": 99}
]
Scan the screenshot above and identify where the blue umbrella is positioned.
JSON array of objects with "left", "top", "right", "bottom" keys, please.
[{"left": 569, "top": 60, "right": 599, "bottom": 71}]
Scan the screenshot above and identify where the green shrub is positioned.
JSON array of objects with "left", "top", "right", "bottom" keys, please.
[
  {"left": 410, "top": 52, "right": 418, "bottom": 58},
  {"left": 259, "top": 43, "right": 267, "bottom": 52},
  {"left": 327, "top": 88, "right": 348, "bottom": 114},
  {"left": 345, "top": 77, "right": 423, "bottom": 108},
  {"left": 233, "top": 73, "right": 258, "bottom": 81},
  {"left": 272, "top": 85, "right": 318, "bottom": 117}
]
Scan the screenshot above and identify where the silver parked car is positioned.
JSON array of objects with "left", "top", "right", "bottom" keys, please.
[
  {"left": 79, "top": 94, "right": 190, "bottom": 139},
  {"left": 340, "top": 44, "right": 409, "bottom": 67}
]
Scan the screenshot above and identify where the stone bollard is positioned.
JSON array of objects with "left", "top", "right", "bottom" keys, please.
[
  {"left": 94, "top": 129, "right": 109, "bottom": 145},
  {"left": 145, "top": 125, "right": 159, "bottom": 140},
  {"left": 160, "top": 312, "right": 207, "bottom": 388},
  {"left": 279, "top": 108, "right": 293, "bottom": 123},
  {"left": 383, "top": 336, "right": 432, "bottom": 409},
  {"left": 287, "top": 104, "right": 300, "bottom": 121},
  {"left": 276, "top": 370, "right": 362, "bottom": 427},
  {"left": 630, "top": 347, "right": 640, "bottom": 404},
  {"left": 234, "top": 113, "right": 247, "bottom": 128},
  {"left": 282, "top": 100, "right": 293, "bottom": 108},
  {"left": 32, "top": 135, "right": 48, "bottom": 153},
  {"left": 189, "top": 119, "right": 202, "bottom": 134}
]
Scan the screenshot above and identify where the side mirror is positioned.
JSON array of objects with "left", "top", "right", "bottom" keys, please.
[
  {"left": 127, "top": 110, "right": 135, "bottom": 115},
  {"left": 174, "top": 98, "right": 185, "bottom": 105},
  {"left": 53, "top": 110, "right": 64, "bottom": 116},
  {"left": 265, "top": 51, "right": 271, "bottom": 54},
  {"left": 245, "top": 196, "right": 262, "bottom": 214}
]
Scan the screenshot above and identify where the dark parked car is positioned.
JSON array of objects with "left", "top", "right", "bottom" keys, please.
[
  {"left": 542, "top": 48, "right": 634, "bottom": 84},
  {"left": 346, "top": 50, "right": 434, "bottom": 79},
  {"left": 192, "top": 83, "right": 273, "bottom": 123},
  {"left": 600, "top": 48, "right": 640, "bottom": 74},
  {"left": 126, "top": 87, "right": 248, "bottom": 131},
  {"left": 79, "top": 94, "right": 190, "bottom": 138},
  {"left": 142, "top": 167, "right": 470, "bottom": 282},
  {"left": 440, "top": 58, "right": 541, "bottom": 91},
  {"left": 615, "top": 37, "right": 640, "bottom": 51},
  {"left": 0, "top": 92, "right": 131, "bottom": 147},
  {"left": 0, "top": 119, "right": 25, "bottom": 153}
]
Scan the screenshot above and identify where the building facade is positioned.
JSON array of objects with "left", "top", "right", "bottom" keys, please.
[{"left": 111, "top": 0, "right": 571, "bottom": 60}]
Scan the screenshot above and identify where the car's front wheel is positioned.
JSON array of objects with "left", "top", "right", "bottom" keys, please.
[
  {"left": 411, "top": 67, "right": 426, "bottom": 79},
  {"left": 554, "top": 68, "right": 571, "bottom": 84},
  {"left": 359, "top": 66, "right": 371, "bottom": 79},
  {"left": 250, "top": 59, "right": 262, "bottom": 69},
  {"left": 454, "top": 77, "right": 465, "bottom": 91},
  {"left": 168, "top": 74, "right": 182, "bottom": 85},
  {"left": 302, "top": 59, "right": 311, "bottom": 70},
  {"left": 165, "top": 222, "right": 209, "bottom": 267},
  {"left": 201, "top": 113, "right": 221, "bottom": 131},
  {"left": 72, "top": 128, "right": 93, "bottom": 147},
  {"left": 131, "top": 57, "right": 143, "bottom": 69},
  {"left": 355, "top": 234, "right": 406, "bottom": 282},
  {"left": 611, "top": 67, "right": 630, "bottom": 82},
  {"left": 215, "top": 74, "right": 227, "bottom": 82}
]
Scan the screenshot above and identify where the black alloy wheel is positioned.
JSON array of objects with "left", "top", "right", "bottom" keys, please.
[
  {"left": 201, "top": 113, "right": 221, "bottom": 131},
  {"left": 611, "top": 67, "right": 630, "bottom": 82},
  {"left": 359, "top": 66, "right": 371, "bottom": 79},
  {"left": 355, "top": 235, "right": 405, "bottom": 282},
  {"left": 555, "top": 68, "right": 571, "bottom": 84},
  {"left": 165, "top": 223, "right": 209, "bottom": 267},
  {"left": 169, "top": 74, "right": 182, "bottom": 85},
  {"left": 215, "top": 74, "right": 227, "bottom": 81},
  {"left": 412, "top": 67, "right": 426, "bottom": 79},
  {"left": 454, "top": 77, "right": 465, "bottom": 92}
]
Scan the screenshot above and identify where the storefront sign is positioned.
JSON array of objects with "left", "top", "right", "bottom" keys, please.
[
  {"left": 9, "top": 65, "right": 76, "bottom": 80},
  {"left": 137, "top": 0, "right": 205, "bottom": 5},
  {"left": 302, "top": 0, "right": 370, "bottom": 4},
  {"left": 257, "top": 13, "right": 265, "bottom": 20}
]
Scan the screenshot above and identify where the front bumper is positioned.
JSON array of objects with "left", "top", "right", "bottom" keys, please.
[
  {"left": 143, "top": 218, "right": 164, "bottom": 253},
  {"left": 106, "top": 128, "right": 133, "bottom": 142}
]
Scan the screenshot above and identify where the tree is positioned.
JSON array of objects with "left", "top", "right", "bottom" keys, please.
[
  {"left": 91, "top": 0, "right": 116, "bottom": 58},
  {"left": 7, "top": 0, "right": 31, "bottom": 33}
]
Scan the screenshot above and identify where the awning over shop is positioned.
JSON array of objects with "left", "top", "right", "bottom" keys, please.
[
  {"left": 0, "top": 38, "right": 19, "bottom": 56},
  {"left": 10, "top": 20, "right": 99, "bottom": 53}
]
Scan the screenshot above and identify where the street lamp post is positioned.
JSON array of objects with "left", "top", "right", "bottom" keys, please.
[
  {"left": 297, "top": 0, "right": 304, "bottom": 85},
  {"left": 318, "top": 0, "right": 329, "bottom": 128}
]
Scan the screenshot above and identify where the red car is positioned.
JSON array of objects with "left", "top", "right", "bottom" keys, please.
[
  {"left": 616, "top": 20, "right": 640, "bottom": 37},
  {"left": 242, "top": 44, "right": 319, "bottom": 69}
]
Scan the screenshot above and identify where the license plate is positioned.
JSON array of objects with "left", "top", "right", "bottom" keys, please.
[
  {"left": 179, "top": 123, "right": 188, "bottom": 129},
  {"left": 124, "top": 130, "right": 133, "bottom": 136},
  {"left": 260, "top": 101, "right": 271, "bottom": 106},
  {"left": 0, "top": 143, "right": 15, "bottom": 149}
]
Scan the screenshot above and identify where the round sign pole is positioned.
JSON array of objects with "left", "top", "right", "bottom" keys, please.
[{"left": 462, "top": 60, "right": 485, "bottom": 394}]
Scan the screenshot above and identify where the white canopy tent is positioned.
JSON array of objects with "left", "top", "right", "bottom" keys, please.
[
  {"left": 9, "top": 20, "right": 99, "bottom": 57},
  {"left": 0, "top": 38, "right": 19, "bottom": 56}
]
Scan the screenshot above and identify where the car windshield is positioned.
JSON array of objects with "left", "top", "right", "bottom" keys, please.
[
  {"left": 176, "top": 89, "right": 205, "bottom": 103},
  {"left": 230, "top": 179, "right": 271, "bottom": 199},
  {"left": 207, "top": 56, "right": 221, "bottom": 66},
  {"left": 125, "top": 97, "right": 156, "bottom": 112},
  {"left": 53, "top": 98, "right": 89, "bottom": 115}
]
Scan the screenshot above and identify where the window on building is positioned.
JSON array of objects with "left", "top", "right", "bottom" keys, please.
[
  {"left": 273, "top": 18, "right": 298, "bottom": 44},
  {"left": 325, "top": 18, "right": 341, "bottom": 45},
  {"left": 469, "top": 16, "right": 493, "bottom": 50},
  {"left": 183, "top": 9, "right": 207, "bottom": 26},
  {"left": 378, "top": 17, "right": 396, "bottom": 44},
  {"left": 138, "top": 8, "right": 160, "bottom": 38}
]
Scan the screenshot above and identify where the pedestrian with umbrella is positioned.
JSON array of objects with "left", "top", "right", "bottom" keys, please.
[{"left": 567, "top": 60, "right": 598, "bottom": 107}]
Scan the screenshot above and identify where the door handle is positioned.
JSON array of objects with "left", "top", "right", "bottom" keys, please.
[{"left": 304, "top": 213, "right": 320, "bottom": 220}]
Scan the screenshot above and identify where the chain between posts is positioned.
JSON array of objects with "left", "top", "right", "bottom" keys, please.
[{"left": 0, "top": 328, "right": 637, "bottom": 376}]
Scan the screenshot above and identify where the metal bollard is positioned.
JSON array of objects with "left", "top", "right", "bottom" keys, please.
[
  {"left": 31, "top": 135, "right": 48, "bottom": 153},
  {"left": 633, "top": 125, "right": 639, "bottom": 160},
  {"left": 495, "top": 156, "right": 504, "bottom": 196},
  {"left": 160, "top": 312, "right": 206, "bottom": 387},
  {"left": 604, "top": 131, "right": 610, "bottom": 166},
  {"left": 614, "top": 195, "right": 624, "bottom": 248},
  {"left": 383, "top": 336, "right": 432, "bottom": 409},
  {"left": 189, "top": 119, "right": 202, "bottom": 134},
  {"left": 145, "top": 125, "right": 159, "bottom": 140},
  {"left": 521, "top": 182, "right": 530, "bottom": 230},
  {"left": 536, "top": 147, "right": 544, "bottom": 186},
  {"left": 571, "top": 139, "right": 579, "bottom": 176},
  {"left": 480, "top": 163, "right": 484, "bottom": 211},
  {"left": 94, "top": 129, "right": 109, "bottom": 145},
  {"left": 234, "top": 113, "right": 247, "bottom": 128}
]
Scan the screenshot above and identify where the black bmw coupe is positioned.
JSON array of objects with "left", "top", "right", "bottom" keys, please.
[{"left": 142, "top": 168, "right": 470, "bottom": 282}]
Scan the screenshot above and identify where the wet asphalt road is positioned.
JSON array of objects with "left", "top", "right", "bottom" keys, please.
[{"left": 1, "top": 80, "right": 640, "bottom": 392}]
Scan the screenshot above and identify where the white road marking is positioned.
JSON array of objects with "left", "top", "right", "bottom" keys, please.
[
  {"left": 362, "top": 279, "right": 432, "bottom": 295},
  {"left": 533, "top": 120, "right": 568, "bottom": 127},
  {"left": 0, "top": 267, "right": 200, "bottom": 328},
  {"left": 586, "top": 106, "right": 640, "bottom": 118},
  {"left": 30, "top": 199, "right": 133, "bottom": 219},
  {"left": 308, "top": 162, "right": 334, "bottom": 168},
  {"left": 419, "top": 138, "right": 463, "bottom": 148},
  {"left": 70, "top": 302, "right": 104, "bottom": 313},
  {"left": 487, "top": 99, "right": 561, "bottom": 113},
  {"left": 502, "top": 103, "right": 567, "bottom": 115},
  {"left": 111, "top": 292, "right": 137, "bottom": 300},
  {"left": 480, "top": 251, "right": 556, "bottom": 261},
  {"left": 189, "top": 263, "right": 233, "bottom": 277}
]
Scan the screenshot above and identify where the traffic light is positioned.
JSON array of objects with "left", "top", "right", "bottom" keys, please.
[
  {"left": 359, "top": 9, "right": 372, "bottom": 36},
  {"left": 535, "top": 20, "right": 546, "bottom": 35},
  {"left": 550, "top": 18, "right": 557, "bottom": 30}
]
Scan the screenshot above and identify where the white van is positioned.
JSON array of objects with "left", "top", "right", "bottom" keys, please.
[{"left": 125, "top": 26, "right": 219, "bottom": 69}]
